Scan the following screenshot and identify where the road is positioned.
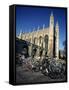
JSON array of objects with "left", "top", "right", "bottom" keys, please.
[{"left": 16, "top": 64, "right": 66, "bottom": 84}]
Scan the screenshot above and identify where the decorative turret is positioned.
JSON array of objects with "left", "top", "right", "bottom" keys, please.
[
  {"left": 37, "top": 26, "right": 39, "bottom": 31},
  {"left": 56, "top": 21, "right": 59, "bottom": 30},
  {"left": 55, "top": 21, "right": 59, "bottom": 59},
  {"left": 48, "top": 12, "right": 54, "bottom": 58},
  {"left": 19, "top": 29, "right": 22, "bottom": 39},
  {"left": 43, "top": 24, "right": 45, "bottom": 30},
  {"left": 50, "top": 12, "right": 54, "bottom": 27}
]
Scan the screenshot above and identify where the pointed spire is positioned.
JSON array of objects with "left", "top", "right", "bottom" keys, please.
[
  {"left": 56, "top": 21, "right": 59, "bottom": 28},
  {"left": 20, "top": 29, "right": 22, "bottom": 35},
  {"left": 22, "top": 30, "right": 24, "bottom": 34},
  {"left": 37, "top": 26, "right": 39, "bottom": 31},
  {"left": 43, "top": 24, "right": 45, "bottom": 30},
  {"left": 21, "top": 28, "right": 24, "bottom": 34},
  {"left": 56, "top": 21, "right": 59, "bottom": 26},
  {"left": 50, "top": 11, "right": 54, "bottom": 27},
  {"left": 51, "top": 11, "right": 53, "bottom": 17},
  {"left": 19, "top": 29, "right": 22, "bottom": 39},
  {"left": 56, "top": 21, "right": 59, "bottom": 32}
]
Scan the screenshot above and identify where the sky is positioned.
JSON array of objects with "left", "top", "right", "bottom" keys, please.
[{"left": 16, "top": 5, "right": 67, "bottom": 50}]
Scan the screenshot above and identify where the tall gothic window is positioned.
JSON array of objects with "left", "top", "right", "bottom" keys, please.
[
  {"left": 44, "top": 35, "right": 48, "bottom": 54},
  {"left": 34, "top": 37, "right": 37, "bottom": 45},
  {"left": 39, "top": 36, "right": 42, "bottom": 44},
  {"left": 39, "top": 36, "right": 43, "bottom": 48}
]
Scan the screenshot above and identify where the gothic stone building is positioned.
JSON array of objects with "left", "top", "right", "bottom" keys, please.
[{"left": 17, "top": 12, "right": 59, "bottom": 59}]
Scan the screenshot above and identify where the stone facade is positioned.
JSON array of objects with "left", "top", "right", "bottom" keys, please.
[{"left": 17, "top": 12, "right": 59, "bottom": 59}]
